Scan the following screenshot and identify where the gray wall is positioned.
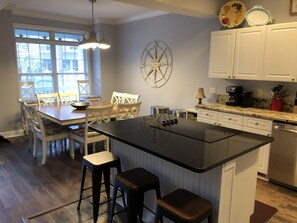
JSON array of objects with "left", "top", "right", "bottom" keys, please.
[{"left": 0, "top": 10, "right": 20, "bottom": 135}]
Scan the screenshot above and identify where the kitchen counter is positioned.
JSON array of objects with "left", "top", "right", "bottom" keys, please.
[
  {"left": 91, "top": 115, "right": 272, "bottom": 173},
  {"left": 197, "top": 103, "right": 297, "bottom": 123}
]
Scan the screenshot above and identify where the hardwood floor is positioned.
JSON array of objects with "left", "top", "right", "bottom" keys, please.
[
  {"left": 1, "top": 136, "right": 297, "bottom": 223},
  {"left": 256, "top": 179, "right": 297, "bottom": 222}
]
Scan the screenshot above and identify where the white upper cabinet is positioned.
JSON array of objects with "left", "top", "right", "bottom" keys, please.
[
  {"left": 233, "top": 26, "right": 266, "bottom": 80},
  {"left": 209, "top": 27, "right": 266, "bottom": 80},
  {"left": 209, "top": 22, "right": 297, "bottom": 82},
  {"left": 262, "top": 22, "right": 297, "bottom": 82},
  {"left": 208, "top": 30, "right": 235, "bottom": 79}
]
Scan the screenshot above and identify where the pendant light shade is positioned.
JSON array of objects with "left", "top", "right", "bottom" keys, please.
[
  {"left": 79, "top": 0, "right": 111, "bottom": 50},
  {"left": 98, "top": 36, "right": 111, "bottom": 49}
]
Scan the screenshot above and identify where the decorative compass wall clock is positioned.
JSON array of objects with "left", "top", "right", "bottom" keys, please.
[{"left": 140, "top": 40, "right": 173, "bottom": 88}]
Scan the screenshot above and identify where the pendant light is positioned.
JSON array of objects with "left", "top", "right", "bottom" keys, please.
[{"left": 79, "top": 0, "right": 111, "bottom": 50}]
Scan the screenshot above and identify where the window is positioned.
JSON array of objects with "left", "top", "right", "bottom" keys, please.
[{"left": 15, "top": 28, "right": 88, "bottom": 94}]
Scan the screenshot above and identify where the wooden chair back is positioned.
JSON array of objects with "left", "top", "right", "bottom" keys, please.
[
  {"left": 84, "top": 104, "right": 114, "bottom": 138},
  {"left": 116, "top": 101, "right": 142, "bottom": 120},
  {"left": 36, "top": 92, "right": 59, "bottom": 106},
  {"left": 110, "top": 91, "right": 125, "bottom": 104},
  {"left": 77, "top": 80, "right": 90, "bottom": 100},
  {"left": 19, "top": 81, "right": 36, "bottom": 100},
  {"left": 58, "top": 91, "right": 78, "bottom": 105},
  {"left": 123, "top": 93, "right": 140, "bottom": 103}
]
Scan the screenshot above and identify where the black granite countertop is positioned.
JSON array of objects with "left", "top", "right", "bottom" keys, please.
[{"left": 90, "top": 115, "right": 273, "bottom": 173}]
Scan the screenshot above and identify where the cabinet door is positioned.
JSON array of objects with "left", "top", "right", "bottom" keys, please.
[
  {"left": 208, "top": 30, "right": 236, "bottom": 79},
  {"left": 218, "top": 112, "right": 243, "bottom": 130},
  {"left": 262, "top": 22, "right": 297, "bottom": 81},
  {"left": 197, "top": 109, "right": 218, "bottom": 125},
  {"left": 233, "top": 26, "right": 266, "bottom": 80}
]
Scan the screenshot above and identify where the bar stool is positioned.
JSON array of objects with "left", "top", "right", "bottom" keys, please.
[
  {"left": 77, "top": 151, "right": 123, "bottom": 223},
  {"left": 110, "top": 167, "right": 161, "bottom": 223},
  {"left": 154, "top": 189, "right": 213, "bottom": 223}
]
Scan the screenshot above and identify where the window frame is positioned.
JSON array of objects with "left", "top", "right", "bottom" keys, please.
[{"left": 14, "top": 26, "right": 90, "bottom": 94}]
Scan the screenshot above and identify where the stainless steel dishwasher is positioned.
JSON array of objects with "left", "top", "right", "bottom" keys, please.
[{"left": 268, "top": 122, "right": 297, "bottom": 191}]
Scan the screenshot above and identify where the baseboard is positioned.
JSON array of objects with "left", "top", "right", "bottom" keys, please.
[{"left": 0, "top": 129, "right": 24, "bottom": 138}]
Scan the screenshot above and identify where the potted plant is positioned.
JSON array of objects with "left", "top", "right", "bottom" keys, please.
[{"left": 270, "top": 85, "right": 287, "bottom": 111}]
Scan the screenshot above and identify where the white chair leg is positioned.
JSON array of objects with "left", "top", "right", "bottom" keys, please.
[
  {"left": 33, "top": 134, "right": 38, "bottom": 158},
  {"left": 28, "top": 130, "right": 33, "bottom": 150},
  {"left": 105, "top": 137, "right": 110, "bottom": 151},
  {"left": 92, "top": 142, "right": 96, "bottom": 153},
  {"left": 41, "top": 141, "right": 47, "bottom": 165},
  {"left": 84, "top": 142, "right": 88, "bottom": 155},
  {"left": 69, "top": 138, "right": 75, "bottom": 159}
]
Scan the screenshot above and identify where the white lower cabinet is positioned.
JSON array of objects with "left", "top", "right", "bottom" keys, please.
[
  {"left": 197, "top": 109, "right": 272, "bottom": 177},
  {"left": 242, "top": 117, "right": 272, "bottom": 178},
  {"left": 197, "top": 109, "right": 242, "bottom": 130}
]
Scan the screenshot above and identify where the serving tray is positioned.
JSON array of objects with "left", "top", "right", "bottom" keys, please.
[{"left": 245, "top": 5, "right": 273, "bottom": 26}]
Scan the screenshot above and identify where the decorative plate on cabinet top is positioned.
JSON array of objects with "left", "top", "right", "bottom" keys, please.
[
  {"left": 219, "top": 1, "right": 246, "bottom": 28},
  {"left": 245, "top": 5, "right": 273, "bottom": 26}
]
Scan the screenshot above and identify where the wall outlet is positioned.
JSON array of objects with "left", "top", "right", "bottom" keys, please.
[{"left": 210, "top": 87, "right": 216, "bottom": 94}]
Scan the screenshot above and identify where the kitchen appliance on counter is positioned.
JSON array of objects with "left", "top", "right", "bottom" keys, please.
[
  {"left": 268, "top": 122, "right": 297, "bottom": 191},
  {"left": 240, "top": 91, "right": 253, "bottom": 108},
  {"left": 225, "top": 86, "right": 243, "bottom": 106}
]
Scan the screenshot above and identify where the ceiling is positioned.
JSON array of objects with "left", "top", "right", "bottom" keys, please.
[{"left": 2, "top": 0, "right": 223, "bottom": 25}]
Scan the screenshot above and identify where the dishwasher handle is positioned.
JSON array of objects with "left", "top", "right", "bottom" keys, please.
[{"left": 274, "top": 124, "right": 297, "bottom": 135}]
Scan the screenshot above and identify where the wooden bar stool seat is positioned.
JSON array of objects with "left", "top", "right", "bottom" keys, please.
[
  {"left": 110, "top": 167, "right": 161, "bottom": 223},
  {"left": 154, "top": 189, "right": 213, "bottom": 223},
  {"left": 77, "top": 151, "right": 123, "bottom": 223}
]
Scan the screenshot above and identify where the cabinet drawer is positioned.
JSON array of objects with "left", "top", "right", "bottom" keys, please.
[
  {"left": 219, "top": 112, "right": 243, "bottom": 126},
  {"left": 243, "top": 116, "right": 272, "bottom": 132},
  {"left": 197, "top": 109, "right": 218, "bottom": 121}
]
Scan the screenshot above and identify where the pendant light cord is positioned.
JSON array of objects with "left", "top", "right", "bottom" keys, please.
[{"left": 91, "top": 0, "right": 95, "bottom": 29}]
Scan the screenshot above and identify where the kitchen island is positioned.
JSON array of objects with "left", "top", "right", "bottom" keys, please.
[{"left": 91, "top": 115, "right": 273, "bottom": 223}]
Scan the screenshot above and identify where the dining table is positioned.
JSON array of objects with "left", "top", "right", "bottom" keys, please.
[{"left": 36, "top": 101, "right": 116, "bottom": 126}]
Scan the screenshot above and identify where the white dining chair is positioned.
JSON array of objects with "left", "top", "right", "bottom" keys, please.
[
  {"left": 110, "top": 91, "right": 125, "bottom": 104},
  {"left": 77, "top": 80, "right": 101, "bottom": 102},
  {"left": 25, "top": 105, "right": 70, "bottom": 165},
  {"left": 58, "top": 91, "right": 79, "bottom": 105},
  {"left": 116, "top": 101, "right": 142, "bottom": 120},
  {"left": 19, "top": 81, "right": 36, "bottom": 101},
  {"left": 18, "top": 81, "right": 38, "bottom": 135},
  {"left": 123, "top": 93, "right": 140, "bottom": 103},
  {"left": 36, "top": 92, "right": 59, "bottom": 106},
  {"left": 69, "top": 104, "right": 114, "bottom": 156}
]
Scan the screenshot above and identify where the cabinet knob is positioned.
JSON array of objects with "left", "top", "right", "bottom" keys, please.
[
  {"left": 255, "top": 122, "right": 259, "bottom": 125},
  {"left": 292, "top": 78, "right": 295, "bottom": 81},
  {"left": 267, "top": 133, "right": 271, "bottom": 136},
  {"left": 228, "top": 117, "right": 232, "bottom": 120},
  {"left": 228, "top": 76, "right": 231, "bottom": 78}
]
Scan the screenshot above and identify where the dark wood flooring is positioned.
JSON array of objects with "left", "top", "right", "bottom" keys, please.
[{"left": 1, "top": 136, "right": 297, "bottom": 223}]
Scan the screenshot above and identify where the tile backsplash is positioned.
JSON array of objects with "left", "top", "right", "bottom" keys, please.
[{"left": 216, "top": 94, "right": 293, "bottom": 113}]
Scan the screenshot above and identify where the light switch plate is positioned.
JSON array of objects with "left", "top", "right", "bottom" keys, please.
[{"left": 210, "top": 87, "right": 216, "bottom": 94}]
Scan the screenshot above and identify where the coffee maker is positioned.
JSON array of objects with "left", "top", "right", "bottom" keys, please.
[{"left": 226, "top": 86, "right": 243, "bottom": 106}]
